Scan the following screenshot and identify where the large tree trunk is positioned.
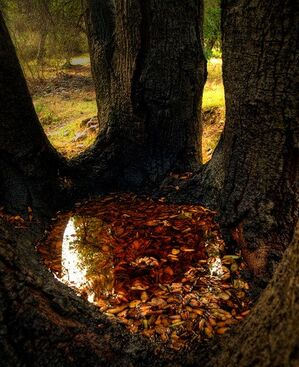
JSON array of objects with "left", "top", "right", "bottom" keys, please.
[
  {"left": 71, "top": 0, "right": 207, "bottom": 191},
  {"left": 206, "top": 219, "right": 299, "bottom": 367},
  {"left": 181, "top": 0, "right": 299, "bottom": 278},
  {"left": 0, "top": 13, "right": 66, "bottom": 216}
]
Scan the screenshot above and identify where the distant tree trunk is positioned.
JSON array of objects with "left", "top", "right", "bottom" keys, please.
[
  {"left": 72, "top": 0, "right": 206, "bottom": 190},
  {"left": 36, "top": 29, "right": 47, "bottom": 67},
  {"left": 0, "top": 13, "right": 65, "bottom": 216},
  {"left": 187, "top": 0, "right": 298, "bottom": 278}
]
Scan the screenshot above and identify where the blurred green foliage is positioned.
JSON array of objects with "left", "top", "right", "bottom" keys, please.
[
  {"left": 0, "top": 0, "right": 222, "bottom": 78},
  {"left": 0, "top": 0, "right": 88, "bottom": 79},
  {"left": 204, "top": 0, "right": 221, "bottom": 59}
]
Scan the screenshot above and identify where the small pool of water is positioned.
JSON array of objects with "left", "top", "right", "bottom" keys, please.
[{"left": 37, "top": 193, "right": 252, "bottom": 350}]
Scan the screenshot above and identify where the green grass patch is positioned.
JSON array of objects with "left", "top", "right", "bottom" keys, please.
[
  {"left": 202, "top": 58, "right": 225, "bottom": 109},
  {"left": 34, "top": 96, "right": 97, "bottom": 124},
  {"left": 46, "top": 118, "right": 96, "bottom": 158},
  {"left": 202, "top": 85, "right": 225, "bottom": 109},
  {"left": 34, "top": 102, "right": 60, "bottom": 125},
  {"left": 33, "top": 91, "right": 97, "bottom": 157}
]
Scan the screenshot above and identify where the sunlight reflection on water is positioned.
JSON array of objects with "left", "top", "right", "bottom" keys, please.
[
  {"left": 59, "top": 216, "right": 115, "bottom": 303},
  {"left": 61, "top": 218, "right": 87, "bottom": 287}
]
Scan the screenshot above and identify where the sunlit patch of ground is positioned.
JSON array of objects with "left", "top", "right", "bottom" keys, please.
[
  {"left": 203, "top": 58, "right": 225, "bottom": 109},
  {"left": 37, "top": 193, "right": 253, "bottom": 350},
  {"left": 31, "top": 65, "right": 97, "bottom": 158},
  {"left": 202, "top": 106, "right": 225, "bottom": 163}
]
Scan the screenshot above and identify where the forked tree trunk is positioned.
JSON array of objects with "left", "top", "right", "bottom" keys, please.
[
  {"left": 0, "top": 13, "right": 65, "bottom": 216},
  {"left": 187, "top": 0, "right": 298, "bottom": 278},
  {"left": 0, "top": 2, "right": 298, "bottom": 366},
  {"left": 72, "top": 0, "right": 206, "bottom": 190}
]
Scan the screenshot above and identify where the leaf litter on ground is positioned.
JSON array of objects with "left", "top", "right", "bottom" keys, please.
[{"left": 37, "top": 193, "right": 253, "bottom": 350}]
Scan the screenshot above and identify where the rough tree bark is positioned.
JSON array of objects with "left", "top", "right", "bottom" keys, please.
[
  {"left": 181, "top": 0, "right": 299, "bottom": 278},
  {"left": 71, "top": 0, "right": 207, "bottom": 190},
  {"left": 0, "top": 1, "right": 299, "bottom": 366},
  {"left": 206, "top": 220, "right": 299, "bottom": 367},
  {"left": 0, "top": 13, "right": 66, "bottom": 216}
]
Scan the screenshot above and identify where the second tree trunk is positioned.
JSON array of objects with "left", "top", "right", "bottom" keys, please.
[{"left": 74, "top": 0, "right": 207, "bottom": 190}]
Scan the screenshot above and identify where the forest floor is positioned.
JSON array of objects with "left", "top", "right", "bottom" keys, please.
[
  {"left": 29, "top": 58, "right": 225, "bottom": 163},
  {"left": 37, "top": 192, "right": 252, "bottom": 351}
]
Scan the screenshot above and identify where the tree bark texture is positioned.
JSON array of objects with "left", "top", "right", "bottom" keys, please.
[
  {"left": 206, "top": 220, "right": 299, "bottom": 367},
  {"left": 0, "top": 2, "right": 299, "bottom": 366},
  {"left": 0, "top": 13, "right": 66, "bottom": 216},
  {"left": 72, "top": 0, "right": 206, "bottom": 190},
  {"left": 180, "top": 0, "right": 299, "bottom": 278}
]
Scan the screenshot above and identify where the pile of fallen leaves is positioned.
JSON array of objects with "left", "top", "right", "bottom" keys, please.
[
  {"left": 38, "top": 193, "right": 252, "bottom": 350},
  {"left": 0, "top": 206, "right": 33, "bottom": 227}
]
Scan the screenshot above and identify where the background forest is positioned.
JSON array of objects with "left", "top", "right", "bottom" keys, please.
[{"left": 1, "top": 0, "right": 223, "bottom": 162}]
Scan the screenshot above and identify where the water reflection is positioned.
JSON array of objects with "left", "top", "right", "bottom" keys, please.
[
  {"left": 62, "top": 218, "right": 87, "bottom": 286},
  {"left": 61, "top": 216, "right": 115, "bottom": 303},
  {"left": 59, "top": 214, "right": 227, "bottom": 303}
]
